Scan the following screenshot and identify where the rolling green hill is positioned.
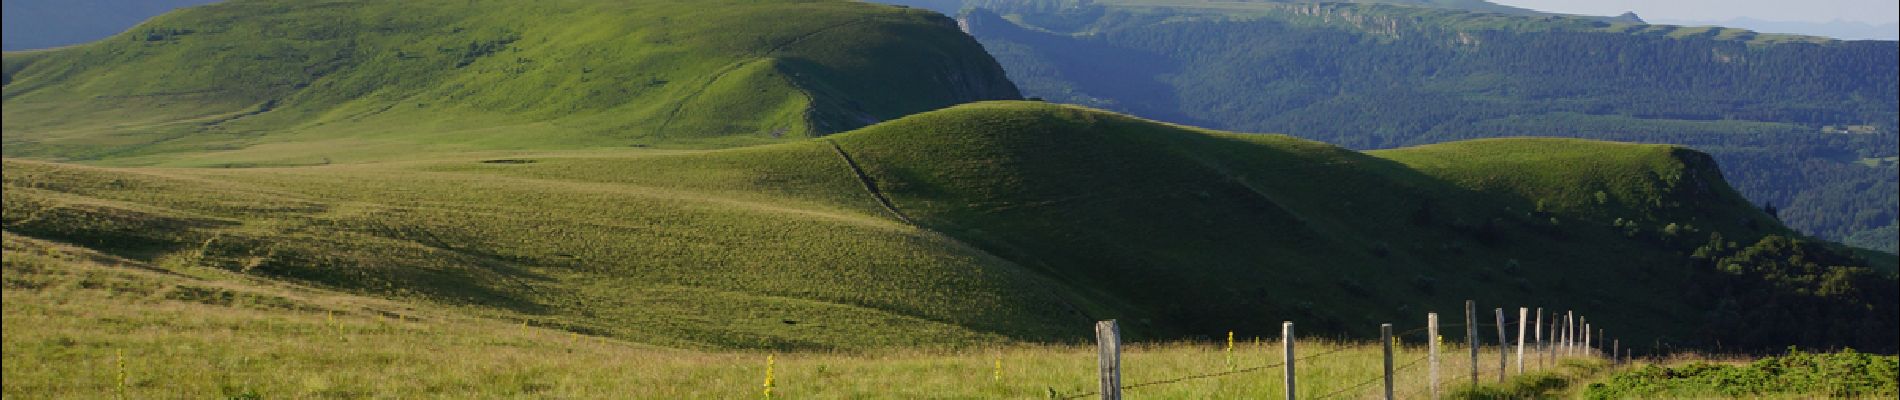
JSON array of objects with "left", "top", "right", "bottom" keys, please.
[
  {"left": 875, "top": 0, "right": 1900, "bottom": 254},
  {"left": 1, "top": 0, "right": 1019, "bottom": 166},
  {"left": 8, "top": 101, "right": 1893, "bottom": 353},
  {"left": 3, "top": 2, "right": 1894, "bottom": 396}
]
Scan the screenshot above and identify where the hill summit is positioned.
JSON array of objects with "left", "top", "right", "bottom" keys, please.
[{"left": 2, "top": 0, "right": 1020, "bottom": 166}]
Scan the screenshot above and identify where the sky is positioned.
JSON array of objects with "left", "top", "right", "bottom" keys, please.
[{"left": 1490, "top": 0, "right": 1897, "bottom": 24}]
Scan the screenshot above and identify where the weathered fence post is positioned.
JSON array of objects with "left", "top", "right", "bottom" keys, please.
[
  {"left": 1533, "top": 308, "right": 1544, "bottom": 369},
  {"left": 1428, "top": 312, "right": 1440, "bottom": 399},
  {"left": 1283, "top": 321, "right": 1296, "bottom": 400},
  {"left": 1612, "top": 339, "right": 1620, "bottom": 366},
  {"left": 1466, "top": 300, "right": 1478, "bottom": 384},
  {"left": 1550, "top": 315, "right": 1560, "bottom": 364},
  {"left": 1515, "top": 307, "right": 1528, "bottom": 375},
  {"left": 1582, "top": 321, "right": 1590, "bottom": 357},
  {"left": 1494, "top": 308, "right": 1507, "bottom": 382},
  {"left": 1096, "top": 320, "right": 1122, "bottom": 400},
  {"left": 1564, "top": 311, "right": 1574, "bottom": 357},
  {"left": 1547, "top": 314, "right": 1557, "bottom": 364},
  {"left": 1555, "top": 315, "right": 1564, "bottom": 360},
  {"left": 1382, "top": 323, "right": 1395, "bottom": 400}
]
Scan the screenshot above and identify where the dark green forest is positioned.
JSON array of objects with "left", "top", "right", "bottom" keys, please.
[{"left": 881, "top": 0, "right": 1899, "bottom": 254}]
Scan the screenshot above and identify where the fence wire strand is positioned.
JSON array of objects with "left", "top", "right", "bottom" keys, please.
[
  {"left": 1052, "top": 318, "right": 1559, "bottom": 399},
  {"left": 1054, "top": 343, "right": 1362, "bottom": 399},
  {"left": 1322, "top": 352, "right": 1428, "bottom": 400}
]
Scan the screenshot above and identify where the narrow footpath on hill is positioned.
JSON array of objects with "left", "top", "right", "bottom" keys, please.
[{"left": 825, "top": 139, "right": 912, "bottom": 224}]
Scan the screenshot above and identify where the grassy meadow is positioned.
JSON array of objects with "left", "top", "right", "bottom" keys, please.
[
  {"left": 1581, "top": 351, "right": 1899, "bottom": 399},
  {"left": 6, "top": 233, "right": 1614, "bottom": 398}
]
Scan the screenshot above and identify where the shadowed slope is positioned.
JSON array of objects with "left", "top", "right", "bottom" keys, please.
[{"left": 829, "top": 101, "right": 1892, "bottom": 349}]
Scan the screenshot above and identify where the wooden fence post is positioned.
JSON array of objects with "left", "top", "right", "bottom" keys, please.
[
  {"left": 1428, "top": 313, "right": 1440, "bottom": 400},
  {"left": 1554, "top": 314, "right": 1563, "bottom": 361},
  {"left": 1533, "top": 308, "right": 1544, "bottom": 369},
  {"left": 1564, "top": 311, "right": 1574, "bottom": 357},
  {"left": 1465, "top": 300, "right": 1478, "bottom": 385},
  {"left": 1612, "top": 339, "right": 1620, "bottom": 366},
  {"left": 1544, "top": 314, "right": 1553, "bottom": 365},
  {"left": 1283, "top": 321, "right": 1296, "bottom": 400},
  {"left": 1096, "top": 320, "right": 1122, "bottom": 400},
  {"left": 1494, "top": 308, "right": 1507, "bottom": 382},
  {"left": 1515, "top": 307, "right": 1528, "bottom": 375},
  {"left": 1548, "top": 313, "right": 1557, "bottom": 363},
  {"left": 1582, "top": 321, "right": 1590, "bottom": 357},
  {"left": 1382, "top": 323, "right": 1395, "bottom": 400}
]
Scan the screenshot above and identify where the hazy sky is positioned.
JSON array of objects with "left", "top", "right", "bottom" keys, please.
[{"left": 1491, "top": 0, "right": 1898, "bottom": 24}]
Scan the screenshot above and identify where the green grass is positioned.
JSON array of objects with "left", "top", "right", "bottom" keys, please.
[
  {"left": 4, "top": 234, "right": 1600, "bottom": 397},
  {"left": 1, "top": 147, "right": 1087, "bottom": 350},
  {"left": 1581, "top": 350, "right": 1900, "bottom": 399},
  {"left": 5, "top": 100, "right": 1883, "bottom": 353},
  {"left": 1, "top": 0, "right": 1019, "bottom": 166},
  {"left": 1372, "top": 137, "right": 1774, "bottom": 236},
  {"left": 1448, "top": 358, "right": 1617, "bottom": 399}
]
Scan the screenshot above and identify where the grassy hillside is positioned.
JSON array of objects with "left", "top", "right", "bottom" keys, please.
[
  {"left": 894, "top": 0, "right": 1900, "bottom": 254},
  {"left": 11, "top": 231, "right": 1614, "bottom": 397},
  {"left": 10, "top": 101, "right": 1888, "bottom": 353},
  {"left": 14, "top": 236, "right": 1883, "bottom": 398},
  {"left": 0, "top": 144, "right": 1090, "bottom": 350},
  {"left": 1, "top": 0, "right": 1019, "bottom": 166}
]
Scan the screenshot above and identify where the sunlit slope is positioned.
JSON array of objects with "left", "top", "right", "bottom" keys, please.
[
  {"left": 1, "top": 142, "right": 1095, "bottom": 350},
  {"left": 7, "top": 231, "right": 1558, "bottom": 398},
  {"left": 4, "top": 101, "right": 1889, "bottom": 350},
  {"left": 0, "top": 0, "right": 1019, "bottom": 165},
  {"left": 1373, "top": 138, "right": 1776, "bottom": 235}
]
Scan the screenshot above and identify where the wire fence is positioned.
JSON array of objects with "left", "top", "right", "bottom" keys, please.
[
  {"left": 1031, "top": 301, "right": 1621, "bottom": 400},
  {"left": 1313, "top": 353, "right": 1431, "bottom": 400},
  {"left": 1054, "top": 345, "right": 1362, "bottom": 400}
]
